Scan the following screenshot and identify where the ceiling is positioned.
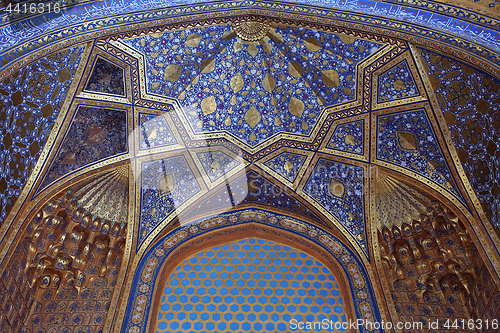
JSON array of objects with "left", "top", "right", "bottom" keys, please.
[{"left": 3, "top": 20, "right": 479, "bottom": 260}]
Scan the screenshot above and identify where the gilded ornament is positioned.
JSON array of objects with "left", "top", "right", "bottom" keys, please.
[
  {"left": 288, "top": 97, "right": 304, "bottom": 118},
  {"left": 201, "top": 95, "right": 217, "bottom": 116},
  {"left": 321, "top": 69, "right": 340, "bottom": 87},
  {"left": 304, "top": 37, "right": 322, "bottom": 52},
  {"left": 185, "top": 33, "right": 202, "bottom": 47},
  {"left": 231, "top": 21, "right": 270, "bottom": 42},
  {"left": 245, "top": 106, "right": 261, "bottom": 128},
  {"left": 230, "top": 73, "right": 244, "bottom": 93},
  {"left": 329, "top": 179, "right": 345, "bottom": 197},
  {"left": 397, "top": 132, "right": 418, "bottom": 151},
  {"left": 288, "top": 61, "right": 303, "bottom": 78},
  {"left": 163, "top": 64, "right": 182, "bottom": 82},
  {"left": 157, "top": 174, "right": 175, "bottom": 195},
  {"left": 262, "top": 73, "right": 276, "bottom": 93},
  {"left": 200, "top": 58, "right": 216, "bottom": 74}
]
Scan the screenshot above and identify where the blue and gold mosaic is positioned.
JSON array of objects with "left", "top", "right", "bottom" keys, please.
[
  {"left": 39, "top": 106, "right": 128, "bottom": 190},
  {"left": 377, "top": 60, "right": 419, "bottom": 102},
  {"left": 303, "top": 159, "right": 365, "bottom": 249},
  {"left": 140, "top": 155, "right": 201, "bottom": 244},
  {"left": 326, "top": 120, "right": 364, "bottom": 155},
  {"left": 0, "top": 45, "right": 84, "bottom": 221},
  {"left": 419, "top": 48, "right": 500, "bottom": 227},
  {"left": 156, "top": 238, "right": 347, "bottom": 332},
  {"left": 85, "top": 57, "right": 125, "bottom": 96},
  {"left": 139, "top": 113, "right": 177, "bottom": 150},
  {"left": 263, "top": 152, "right": 308, "bottom": 183},
  {"left": 196, "top": 150, "right": 241, "bottom": 183},
  {"left": 124, "top": 25, "right": 381, "bottom": 146},
  {"left": 377, "top": 109, "right": 460, "bottom": 197}
]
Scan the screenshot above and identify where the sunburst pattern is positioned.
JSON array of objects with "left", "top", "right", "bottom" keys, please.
[
  {"left": 374, "top": 172, "right": 432, "bottom": 229},
  {"left": 70, "top": 165, "right": 130, "bottom": 225}
]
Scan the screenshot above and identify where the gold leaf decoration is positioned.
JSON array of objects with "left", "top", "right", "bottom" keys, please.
[
  {"left": 262, "top": 74, "right": 276, "bottom": 93},
  {"left": 289, "top": 97, "right": 305, "bottom": 118},
  {"left": 284, "top": 161, "right": 293, "bottom": 173},
  {"left": 164, "top": 64, "right": 182, "bottom": 82},
  {"left": 289, "top": 61, "right": 303, "bottom": 78},
  {"left": 321, "top": 69, "right": 340, "bottom": 87},
  {"left": 245, "top": 106, "right": 261, "bottom": 128},
  {"left": 329, "top": 179, "right": 345, "bottom": 197},
  {"left": 338, "top": 33, "right": 356, "bottom": 44},
  {"left": 200, "top": 58, "right": 216, "bottom": 74},
  {"left": 185, "top": 33, "right": 202, "bottom": 47},
  {"left": 247, "top": 42, "right": 259, "bottom": 57},
  {"left": 230, "top": 73, "right": 244, "bottom": 93},
  {"left": 201, "top": 95, "right": 217, "bottom": 116},
  {"left": 394, "top": 80, "right": 406, "bottom": 91},
  {"left": 344, "top": 134, "right": 355, "bottom": 145},
  {"left": 397, "top": 132, "right": 418, "bottom": 151},
  {"left": 304, "top": 37, "right": 322, "bottom": 52}
]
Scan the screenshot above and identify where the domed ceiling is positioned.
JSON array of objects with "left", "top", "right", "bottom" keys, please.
[{"left": 4, "top": 18, "right": 477, "bottom": 258}]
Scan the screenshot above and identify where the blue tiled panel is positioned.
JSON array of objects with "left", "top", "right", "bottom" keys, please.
[
  {"left": 0, "top": 45, "right": 84, "bottom": 221},
  {"left": 327, "top": 120, "right": 364, "bottom": 155},
  {"left": 156, "top": 238, "right": 347, "bottom": 332},
  {"left": 377, "top": 60, "right": 419, "bottom": 102},
  {"left": 124, "top": 25, "right": 382, "bottom": 146}
]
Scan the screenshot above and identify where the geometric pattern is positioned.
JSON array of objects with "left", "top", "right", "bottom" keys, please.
[
  {"left": 377, "top": 59, "right": 419, "bottom": 102},
  {"left": 303, "top": 159, "right": 366, "bottom": 250},
  {"left": 40, "top": 107, "right": 128, "bottom": 190},
  {"left": 124, "top": 25, "right": 382, "bottom": 146},
  {"left": 327, "top": 120, "right": 364, "bottom": 155},
  {"left": 155, "top": 238, "right": 346, "bottom": 332},
  {"left": 139, "top": 113, "right": 177, "bottom": 150},
  {"left": 377, "top": 109, "right": 461, "bottom": 198},
  {"left": 263, "top": 152, "right": 308, "bottom": 183},
  {"left": 196, "top": 150, "right": 241, "bottom": 183},
  {"left": 0, "top": 45, "right": 84, "bottom": 222},
  {"left": 139, "top": 155, "right": 201, "bottom": 244},
  {"left": 85, "top": 57, "right": 125, "bottom": 96},
  {"left": 419, "top": 47, "right": 500, "bottom": 227}
]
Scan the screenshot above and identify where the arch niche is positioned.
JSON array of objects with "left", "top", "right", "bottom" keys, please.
[{"left": 122, "top": 211, "right": 381, "bottom": 333}]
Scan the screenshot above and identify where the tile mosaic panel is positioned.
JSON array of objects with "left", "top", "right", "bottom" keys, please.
[
  {"left": 139, "top": 113, "right": 177, "bottom": 150},
  {"left": 40, "top": 107, "right": 128, "bottom": 189},
  {"left": 377, "top": 109, "right": 460, "bottom": 197},
  {"left": 303, "top": 159, "right": 366, "bottom": 249},
  {"left": 419, "top": 48, "right": 500, "bottom": 227},
  {"left": 196, "top": 150, "right": 241, "bottom": 183},
  {"left": 85, "top": 57, "right": 125, "bottom": 96},
  {"left": 182, "top": 171, "right": 328, "bottom": 229},
  {"left": 156, "top": 238, "right": 347, "bottom": 332},
  {"left": 124, "top": 24, "right": 382, "bottom": 146},
  {"left": 244, "top": 172, "right": 328, "bottom": 228},
  {"left": 327, "top": 120, "right": 364, "bottom": 155},
  {"left": 263, "top": 152, "right": 308, "bottom": 183},
  {"left": 0, "top": 45, "right": 84, "bottom": 222},
  {"left": 139, "top": 155, "right": 201, "bottom": 244},
  {"left": 377, "top": 60, "right": 419, "bottom": 102}
]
